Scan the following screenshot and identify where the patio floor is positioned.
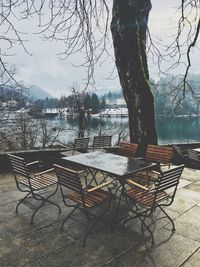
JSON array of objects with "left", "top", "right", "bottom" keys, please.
[{"left": 0, "top": 166, "right": 200, "bottom": 267}]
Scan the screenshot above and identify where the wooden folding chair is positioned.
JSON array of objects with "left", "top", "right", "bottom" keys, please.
[
  {"left": 145, "top": 144, "right": 173, "bottom": 169},
  {"left": 53, "top": 164, "right": 114, "bottom": 246},
  {"left": 93, "top": 135, "right": 112, "bottom": 150},
  {"left": 124, "top": 165, "right": 184, "bottom": 244},
  {"left": 118, "top": 141, "right": 138, "bottom": 158},
  {"left": 130, "top": 145, "right": 174, "bottom": 183},
  {"left": 61, "top": 137, "right": 90, "bottom": 156},
  {"left": 8, "top": 154, "right": 61, "bottom": 224}
]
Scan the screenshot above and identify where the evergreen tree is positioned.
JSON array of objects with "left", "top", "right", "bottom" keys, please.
[
  {"left": 84, "top": 93, "right": 92, "bottom": 110},
  {"left": 100, "top": 97, "right": 107, "bottom": 109},
  {"left": 91, "top": 93, "right": 100, "bottom": 113}
]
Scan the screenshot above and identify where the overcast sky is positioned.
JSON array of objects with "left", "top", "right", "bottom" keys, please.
[{"left": 8, "top": 0, "right": 199, "bottom": 98}]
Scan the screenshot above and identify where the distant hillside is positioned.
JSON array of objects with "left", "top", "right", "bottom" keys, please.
[{"left": 28, "top": 85, "right": 52, "bottom": 99}]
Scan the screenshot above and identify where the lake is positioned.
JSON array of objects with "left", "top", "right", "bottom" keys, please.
[{"left": 50, "top": 115, "right": 200, "bottom": 145}]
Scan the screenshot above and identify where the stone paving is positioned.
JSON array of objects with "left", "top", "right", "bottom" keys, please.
[{"left": 0, "top": 166, "right": 200, "bottom": 267}]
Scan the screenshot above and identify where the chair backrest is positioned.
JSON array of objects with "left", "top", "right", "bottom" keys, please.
[
  {"left": 73, "top": 138, "right": 90, "bottom": 151},
  {"left": 53, "top": 164, "right": 83, "bottom": 193},
  {"left": 119, "top": 141, "right": 138, "bottom": 158},
  {"left": 145, "top": 145, "right": 173, "bottom": 164},
  {"left": 187, "top": 149, "right": 199, "bottom": 162},
  {"left": 155, "top": 165, "right": 184, "bottom": 194},
  {"left": 8, "top": 154, "right": 30, "bottom": 179},
  {"left": 93, "top": 135, "right": 112, "bottom": 149}
]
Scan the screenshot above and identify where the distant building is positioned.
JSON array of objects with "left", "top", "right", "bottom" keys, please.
[
  {"left": 0, "top": 100, "right": 18, "bottom": 108},
  {"left": 106, "top": 97, "right": 126, "bottom": 106}
]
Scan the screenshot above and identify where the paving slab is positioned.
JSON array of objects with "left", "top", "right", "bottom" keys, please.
[
  {"left": 185, "top": 181, "right": 200, "bottom": 193},
  {"left": 0, "top": 222, "right": 74, "bottom": 267},
  {"left": 37, "top": 227, "right": 143, "bottom": 267},
  {"left": 0, "top": 173, "right": 13, "bottom": 185},
  {"left": 167, "top": 188, "right": 199, "bottom": 214},
  {"left": 1, "top": 180, "right": 19, "bottom": 192},
  {"left": 182, "top": 248, "right": 200, "bottom": 267},
  {"left": 124, "top": 207, "right": 180, "bottom": 236},
  {"left": 178, "top": 179, "right": 193, "bottom": 189},
  {"left": 165, "top": 205, "right": 200, "bottom": 242},
  {"left": 0, "top": 202, "right": 68, "bottom": 242},
  {"left": 0, "top": 166, "right": 200, "bottom": 267},
  {"left": 0, "top": 189, "right": 26, "bottom": 205},
  {"left": 111, "top": 228, "right": 200, "bottom": 267},
  {"left": 0, "top": 202, "right": 31, "bottom": 227},
  {"left": 181, "top": 168, "right": 200, "bottom": 182}
]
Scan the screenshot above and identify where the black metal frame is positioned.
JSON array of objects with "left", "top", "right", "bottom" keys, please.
[
  {"left": 8, "top": 154, "right": 61, "bottom": 224},
  {"left": 123, "top": 165, "right": 184, "bottom": 244},
  {"left": 53, "top": 164, "right": 114, "bottom": 247}
]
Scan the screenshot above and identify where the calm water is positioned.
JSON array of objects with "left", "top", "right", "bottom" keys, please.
[{"left": 51, "top": 115, "right": 200, "bottom": 145}]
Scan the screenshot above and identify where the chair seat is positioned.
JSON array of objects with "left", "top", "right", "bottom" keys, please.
[
  {"left": 21, "top": 174, "right": 57, "bottom": 191},
  {"left": 68, "top": 187, "right": 112, "bottom": 208},
  {"left": 127, "top": 187, "right": 169, "bottom": 207}
]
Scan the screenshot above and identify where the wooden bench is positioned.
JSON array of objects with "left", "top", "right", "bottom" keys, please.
[
  {"left": 118, "top": 141, "right": 138, "bottom": 158},
  {"left": 93, "top": 135, "right": 112, "bottom": 150}
]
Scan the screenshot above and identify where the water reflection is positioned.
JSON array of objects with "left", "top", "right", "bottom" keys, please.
[
  {"left": 156, "top": 116, "right": 200, "bottom": 144},
  {"left": 57, "top": 116, "right": 200, "bottom": 144}
]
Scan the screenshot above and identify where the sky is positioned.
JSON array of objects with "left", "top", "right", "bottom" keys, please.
[{"left": 7, "top": 0, "right": 200, "bottom": 98}]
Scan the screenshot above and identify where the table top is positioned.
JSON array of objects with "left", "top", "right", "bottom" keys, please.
[{"left": 62, "top": 151, "right": 156, "bottom": 178}]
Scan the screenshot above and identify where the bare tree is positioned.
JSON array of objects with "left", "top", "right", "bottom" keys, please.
[
  {"left": 71, "top": 86, "right": 87, "bottom": 138},
  {"left": 2, "top": 113, "right": 39, "bottom": 150},
  {"left": 0, "top": 112, "right": 64, "bottom": 151},
  {"left": 0, "top": 0, "right": 199, "bottom": 145},
  {"left": 39, "top": 116, "right": 63, "bottom": 148}
]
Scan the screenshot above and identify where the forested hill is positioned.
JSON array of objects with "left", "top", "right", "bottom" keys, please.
[{"left": 28, "top": 85, "right": 52, "bottom": 99}]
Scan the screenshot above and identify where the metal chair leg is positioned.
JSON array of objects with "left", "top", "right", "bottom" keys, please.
[
  {"left": 82, "top": 199, "right": 113, "bottom": 247},
  {"left": 30, "top": 186, "right": 61, "bottom": 224},
  {"left": 61, "top": 205, "right": 79, "bottom": 232},
  {"left": 159, "top": 206, "right": 176, "bottom": 232},
  {"left": 137, "top": 215, "right": 155, "bottom": 245},
  {"left": 15, "top": 192, "right": 31, "bottom": 213}
]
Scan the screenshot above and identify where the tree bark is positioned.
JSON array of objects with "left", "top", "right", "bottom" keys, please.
[{"left": 111, "top": 0, "right": 157, "bottom": 145}]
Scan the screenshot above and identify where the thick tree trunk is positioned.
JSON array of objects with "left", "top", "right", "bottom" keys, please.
[{"left": 111, "top": 0, "right": 157, "bottom": 145}]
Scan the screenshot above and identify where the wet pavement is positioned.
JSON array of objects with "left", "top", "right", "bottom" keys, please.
[{"left": 0, "top": 165, "right": 200, "bottom": 267}]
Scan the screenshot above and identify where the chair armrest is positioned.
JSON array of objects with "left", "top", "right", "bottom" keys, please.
[
  {"left": 26, "top": 160, "right": 41, "bottom": 167},
  {"left": 126, "top": 179, "right": 149, "bottom": 191},
  {"left": 35, "top": 168, "right": 54, "bottom": 176},
  {"left": 160, "top": 163, "right": 171, "bottom": 167},
  {"left": 86, "top": 179, "right": 113, "bottom": 193},
  {"left": 151, "top": 170, "right": 161, "bottom": 175}
]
